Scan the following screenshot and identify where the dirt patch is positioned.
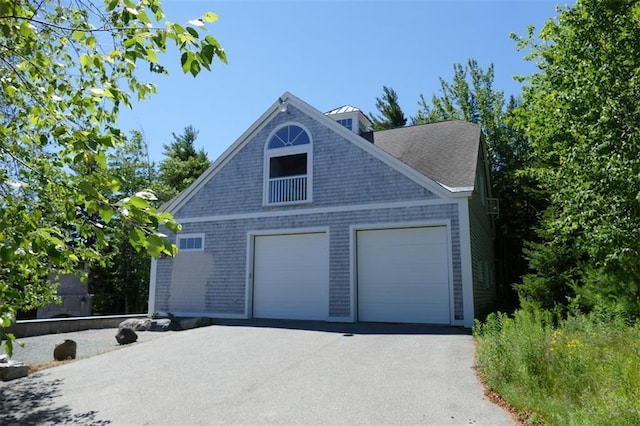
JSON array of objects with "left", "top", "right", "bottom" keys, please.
[{"left": 29, "top": 359, "right": 75, "bottom": 374}]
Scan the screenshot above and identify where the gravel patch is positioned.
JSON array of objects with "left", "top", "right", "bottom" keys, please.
[{"left": 1, "top": 328, "right": 175, "bottom": 366}]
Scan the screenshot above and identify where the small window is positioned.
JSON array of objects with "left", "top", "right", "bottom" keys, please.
[
  {"left": 177, "top": 234, "right": 204, "bottom": 251},
  {"left": 336, "top": 118, "right": 353, "bottom": 130}
]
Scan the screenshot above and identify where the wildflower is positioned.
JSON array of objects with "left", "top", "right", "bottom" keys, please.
[{"left": 567, "top": 339, "right": 581, "bottom": 349}]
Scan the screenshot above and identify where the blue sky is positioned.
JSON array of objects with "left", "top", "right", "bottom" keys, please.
[{"left": 118, "top": 0, "right": 568, "bottom": 163}]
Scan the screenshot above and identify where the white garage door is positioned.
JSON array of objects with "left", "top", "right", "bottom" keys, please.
[
  {"left": 357, "top": 226, "right": 450, "bottom": 324},
  {"left": 253, "top": 232, "right": 328, "bottom": 320}
]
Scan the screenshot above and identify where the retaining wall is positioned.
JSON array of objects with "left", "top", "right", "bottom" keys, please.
[{"left": 2, "top": 314, "right": 148, "bottom": 338}]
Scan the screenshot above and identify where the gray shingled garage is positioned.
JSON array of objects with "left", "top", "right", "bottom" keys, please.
[
  {"left": 252, "top": 232, "right": 329, "bottom": 320},
  {"left": 151, "top": 93, "right": 495, "bottom": 328},
  {"left": 357, "top": 226, "right": 451, "bottom": 324}
]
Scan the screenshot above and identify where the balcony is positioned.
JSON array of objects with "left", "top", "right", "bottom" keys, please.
[{"left": 268, "top": 175, "right": 307, "bottom": 204}]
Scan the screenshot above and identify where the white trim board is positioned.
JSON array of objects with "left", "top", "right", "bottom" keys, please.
[
  {"left": 148, "top": 258, "right": 158, "bottom": 316},
  {"left": 176, "top": 199, "right": 457, "bottom": 224},
  {"left": 457, "top": 198, "right": 475, "bottom": 327}
]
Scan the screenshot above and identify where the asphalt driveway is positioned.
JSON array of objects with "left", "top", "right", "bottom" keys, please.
[{"left": 0, "top": 322, "right": 513, "bottom": 425}]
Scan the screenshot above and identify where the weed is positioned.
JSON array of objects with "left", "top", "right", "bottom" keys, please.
[{"left": 475, "top": 307, "right": 640, "bottom": 425}]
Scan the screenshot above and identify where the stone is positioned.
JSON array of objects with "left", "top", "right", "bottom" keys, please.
[
  {"left": 177, "top": 318, "right": 198, "bottom": 330},
  {"left": 115, "top": 327, "right": 138, "bottom": 345},
  {"left": 149, "top": 318, "right": 174, "bottom": 331},
  {"left": 53, "top": 339, "right": 77, "bottom": 361},
  {"left": 179, "top": 317, "right": 212, "bottom": 330},
  {"left": 0, "top": 354, "right": 8, "bottom": 363},
  {"left": 119, "top": 318, "right": 151, "bottom": 331},
  {"left": 0, "top": 360, "right": 28, "bottom": 381}
]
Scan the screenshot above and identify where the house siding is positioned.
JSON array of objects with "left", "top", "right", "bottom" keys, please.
[
  {"left": 469, "top": 154, "right": 496, "bottom": 319},
  {"left": 154, "top": 202, "right": 462, "bottom": 319},
  {"left": 175, "top": 105, "right": 437, "bottom": 220}
]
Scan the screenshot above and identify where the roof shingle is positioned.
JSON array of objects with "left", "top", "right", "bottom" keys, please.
[{"left": 369, "top": 120, "right": 481, "bottom": 191}]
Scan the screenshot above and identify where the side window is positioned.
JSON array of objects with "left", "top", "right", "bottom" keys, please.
[
  {"left": 265, "top": 124, "right": 312, "bottom": 205},
  {"left": 177, "top": 234, "right": 204, "bottom": 252}
]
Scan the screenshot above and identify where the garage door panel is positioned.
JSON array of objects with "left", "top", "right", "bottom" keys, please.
[
  {"left": 362, "top": 304, "right": 450, "bottom": 324},
  {"left": 357, "top": 226, "right": 451, "bottom": 324},
  {"left": 359, "top": 285, "right": 449, "bottom": 305},
  {"left": 253, "top": 232, "right": 328, "bottom": 320}
]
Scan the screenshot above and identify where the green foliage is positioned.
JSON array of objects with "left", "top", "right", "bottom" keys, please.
[
  {"left": 369, "top": 86, "right": 407, "bottom": 130},
  {"left": 0, "top": 0, "right": 225, "bottom": 352},
  {"left": 415, "top": 60, "right": 503, "bottom": 132},
  {"left": 157, "top": 125, "right": 210, "bottom": 201},
  {"left": 515, "top": 0, "right": 640, "bottom": 317},
  {"left": 475, "top": 307, "right": 640, "bottom": 425},
  {"left": 415, "top": 59, "right": 543, "bottom": 304},
  {"left": 89, "top": 131, "right": 155, "bottom": 314},
  {"left": 90, "top": 126, "right": 210, "bottom": 314}
]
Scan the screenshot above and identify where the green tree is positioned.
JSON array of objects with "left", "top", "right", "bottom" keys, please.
[
  {"left": 0, "top": 0, "right": 226, "bottom": 354},
  {"left": 515, "top": 0, "right": 640, "bottom": 316},
  {"left": 415, "top": 60, "right": 542, "bottom": 307},
  {"left": 90, "top": 131, "right": 156, "bottom": 315},
  {"left": 369, "top": 86, "right": 408, "bottom": 130},
  {"left": 157, "top": 125, "right": 210, "bottom": 201},
  {"left": 415, "top": 60, "right": 506, "bottom": 161}
]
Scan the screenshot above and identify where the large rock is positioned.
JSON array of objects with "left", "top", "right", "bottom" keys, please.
[
  {"left": 119, "top": 318, "right": 151, "bottom": 331},
  {"left": 115, "top": 327, "right": 138, "bottom": 345},
  {"left": 149, "top": 318, "right": 180, "bottom": 331},
  {"left": 53, "top": 339, "right": 77, "bottom": 361},
  {"left": 0, "top": 360, "right": 28, "bottom": 381}
]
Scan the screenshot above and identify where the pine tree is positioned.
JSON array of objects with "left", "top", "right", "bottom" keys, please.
[
  {"left": 369, "top": 86, "right": 408, "bottom": 130},
  {"left": 157, "top": 126, "right": 210, "bottom": 201}
]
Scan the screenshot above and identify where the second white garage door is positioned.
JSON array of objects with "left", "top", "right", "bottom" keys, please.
[
  {"left": 357, "top": 226, "right": 451, "bottom": 324},
  {"left": 253, "top": 232, "right": 328, "bottom": 320}
]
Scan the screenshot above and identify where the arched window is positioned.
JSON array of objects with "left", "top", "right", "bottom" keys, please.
[
  {"left": 268, "top": 125, "right": 310, "bottom": 149},
  {"left": 265, "top": 124, "right": 312, "bottom": 205}
]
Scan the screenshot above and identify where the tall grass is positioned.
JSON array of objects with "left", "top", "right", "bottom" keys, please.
[{"left": 474, "top": 306, "right": 640, "bottom": 425}]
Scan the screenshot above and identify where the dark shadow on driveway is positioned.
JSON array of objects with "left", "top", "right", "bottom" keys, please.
[
  {"left": 211, "top": 318, "right": 471, "bottom": 336},
  {"left": 0, "top": 373, "right": 111, "bottom": 425}
]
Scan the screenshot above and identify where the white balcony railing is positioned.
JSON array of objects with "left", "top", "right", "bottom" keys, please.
[{"left": 268, "top": 175, "right": 307, "bottom": 204}]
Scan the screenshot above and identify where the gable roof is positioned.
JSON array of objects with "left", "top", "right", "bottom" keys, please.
[
  {"left": 161, "top": 92, "right": 469, "bottom": 215},
  {"left": 367, "top": 121, "right": 481, "bottom": 192}
]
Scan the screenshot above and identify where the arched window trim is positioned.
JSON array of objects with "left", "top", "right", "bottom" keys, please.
[
  {"left": 263, "top": 123, "right": 313, "bottom": 206},
  {"left": 267, "top": 124, "right": 311, "bottom": 149}
]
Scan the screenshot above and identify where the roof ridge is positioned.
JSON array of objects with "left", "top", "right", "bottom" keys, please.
[{"left": 372, "top": 119, "right": 480, "bottom": 134}]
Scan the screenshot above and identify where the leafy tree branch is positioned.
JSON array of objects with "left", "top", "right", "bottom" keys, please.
[{"left": 0, "top": 0, "right": 226, "bottom": 355}]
